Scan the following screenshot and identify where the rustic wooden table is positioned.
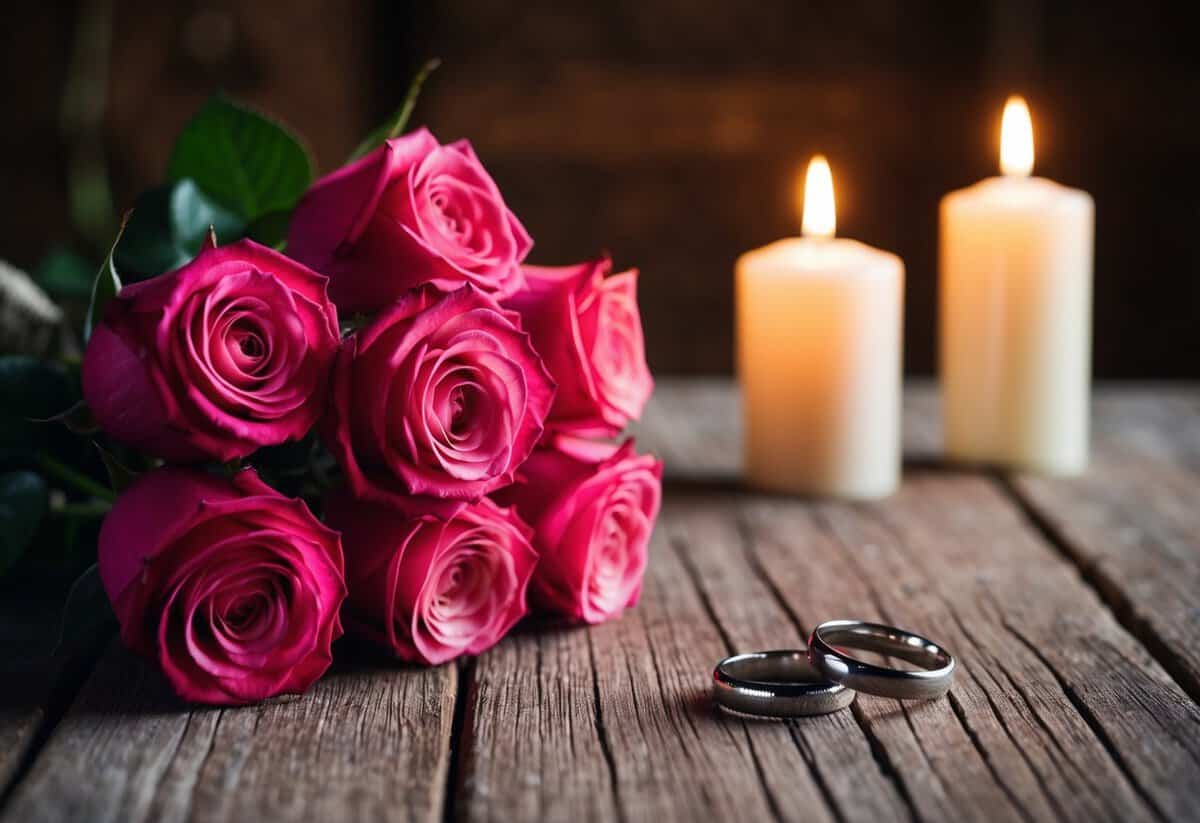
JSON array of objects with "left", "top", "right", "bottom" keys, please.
[{"left": 2, "top": 378, "right": 1199, "bottom": 823}]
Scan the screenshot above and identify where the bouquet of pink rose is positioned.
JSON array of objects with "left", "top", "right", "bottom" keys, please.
[{"left": 44, "top": 66, "right": 661, "bottom": 705}]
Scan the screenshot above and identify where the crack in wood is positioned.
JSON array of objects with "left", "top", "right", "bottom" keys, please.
[
  {"left": 0, "top": 632, "right": 112, "bottom": 815},
  {"left": 945, "top": 691, "right": 1036, "bottom": 823},
  {"left": 847, "top": 505, "right": 1114, "bottom": 823},
  {"left": 669, "top": 532, "right": 792, "bottom": 823},
  {"left": 941, "top": 603, "right": 1071, "bottom": 820},
  {"left": 996, "top": 472, "right": 1200, "bottom": 708},
  {"left": 733, "top": 510, "right": 923, "bottom": 823},
  {"left": 1000, "top": 619, "right": 1170, "bottom": 823},
  {"left": 586, "top": 630, "right": 627, "bottom": 823},
  {"left": 442, "top": 659, "right": 472, "bottom": 823},
  {"left": 7, "top": 382, "right": 1200, "bottom": 820}
]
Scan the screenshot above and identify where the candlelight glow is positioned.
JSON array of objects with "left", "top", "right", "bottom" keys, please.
[
  {"left": 801, "top": 155, "right": 836, "bottom": 238},
  {"left": 1000, "top": 96, "right": 1034, "bottom": 177}
]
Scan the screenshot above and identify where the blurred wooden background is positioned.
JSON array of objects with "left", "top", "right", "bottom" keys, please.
[{"left": 3, "top": 0, "right": 1198, "bottom": 376}]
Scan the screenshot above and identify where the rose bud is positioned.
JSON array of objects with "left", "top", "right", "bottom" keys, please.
[
  {"left": 287, "top": 128, "right": 532, "bottom": 312},
  {"left": 494, "top": 436, "right": 662, "bottom": 624},
  {"left": 97, "top": 467, "right": 346, "bottom": 706},
  {"left": 325, "top": 490, "right": 537, "bottom": 665},
  {"left": 324, "top": 285, "right": 554, "bottom": 511},
  {"left": 82, "top": 239, "right": 340, "bottom": 463},
  {"left": 506, "top": 257, "right": 653, "bottom": 436}
]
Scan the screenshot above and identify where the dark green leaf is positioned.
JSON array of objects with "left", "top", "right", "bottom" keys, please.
[
  {"left": 30, "top": 399, "right": 98, "bottom": 435},
  {"left": 116, "top": 180, "right": 244, "bottom": 281},
  {"left": 246, "top": 210, "right": 292, "bottom": 250},
  {"left": 339, "top": 313, "right": 372, "bottom": 336},
  {"left": 348, "top": 58, "right": 441, "bottom": 163},
  {"left": 93, "top": 441, "right": 139, "bottom": 494},
  {"left": 84, "top": 213, "right": 129, "bottom": 342},
  {"left": 54, "top": 564, "right": 115, "bottom": 654},
  {"left": 168, "top": 95, "right": 314, "bottom": 222},
  {"left": 112, "top": 185, "right": 180, "bottom": 277},
  {"left": 171, "top": 178, "right": 244, "bottom": 254},
  {"left": 0, "top": 471, "right": 49, "bottom": 576},
  {"left": 2, "top": 564, "right": 116, "bottom": 670},
  {"left": 33, "top": 248, "right": 96, "bottom": 300},
  {"left": 249, "top": 435, "right": 315, "bottom": 476},
  {"left": 0, "top": 356, "right": 77, "bottom": 458}
]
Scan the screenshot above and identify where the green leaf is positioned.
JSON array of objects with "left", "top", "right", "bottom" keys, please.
[
  {"left": 116, "top": 180, "right": 245, "bottom": 281},
  {"left": 349, "top": 58, "right": 441, "bottom": 163},
  {"left": 29, "top": 399, "right": 98, "bottom": 435},
  {"left": 33, "top": 248, "right": 96, "bottom": 300},
  {"left": 171, "top": 179, "right": 244, "bottom": 254},
  {"left": 112, "top": 186, "right": 179, "bottom": 277},
  {"left": 0, "top": 356, "right": 78, "bottom": 458},
  {"left": 246, "top": 210, "right": 292, "bottom": 250},
  {"left": 168, "top": 95, "right": 314, "bottom": 222},
  {"left": 84, "top": 213, "right": 128, "bottom": 342},
  {"left": 54, "top": 563, "right": 116, "bottom": 653},
  {"left": 339, "top": 312, "right": 372, "bottom": 336},
  {"left": 93, "top": 441, "right": 138, "bottom": 494},
  {"left": 0, "top": 471, "right": 49, "bottom": 576}
]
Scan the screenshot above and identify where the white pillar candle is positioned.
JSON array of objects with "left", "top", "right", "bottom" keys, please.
[
  {"left": 736, "top": 156, "right": 904, "bottom": 499},
  {"left": 939, "top": 96, "right": 1094, "bottom": 474}
]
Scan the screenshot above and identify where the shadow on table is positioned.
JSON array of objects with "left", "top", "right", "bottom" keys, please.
[{"left": 662, "top": 457, "right": 977, "bottom": 500}]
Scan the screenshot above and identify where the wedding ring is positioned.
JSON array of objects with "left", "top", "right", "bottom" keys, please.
[
  {"left": 807, "top": 619, "right": 955, "bottom": 701},
  {"left": 712, "top": 649, "right": 856, "bottom": 717}
]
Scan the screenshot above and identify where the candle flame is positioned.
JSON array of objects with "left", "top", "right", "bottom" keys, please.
[
  {"left": 801, "top": 155, "right": 836, "bottom": 238},
  {"left": 1000, "top": 95, "right": 1034, "bottom": 177}
]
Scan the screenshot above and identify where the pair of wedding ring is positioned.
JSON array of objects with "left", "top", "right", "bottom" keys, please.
[{"left": 712, "top": 619, "right": 956, "bottom": 717}]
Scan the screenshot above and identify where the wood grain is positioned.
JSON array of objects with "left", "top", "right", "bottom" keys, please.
[
  {"left": 0, "top": 594, "right": 107, "bottom": 800},
  {"left": 1008, "top": 389, "right": 1200, "bottom": 703},
  {"left": 460, "top": 511, "right": 823, "bottom": 822},
  {"left": 736, "top": 473, "right": 1200, "bottom": 822},
  {"left": 456, "top": 625, "right": 620, "bottom": 822},
  {"left": 665, "top": 497, "right": 912, "bottom": 823},
  {"left": 631, "top": 377, "right": 942, "bottom": 481},
  {"left": 6, "top": 380, "right": 1200, "bottom": 823},
  {"left": 0, "top": 599, "right": 57, "bottom": 792},
  {"left": 1, "top": 642, "right": 456, "bottom": 823},
  {"left": 637, "top": 379, "right": 1200, "bottom": 821}
]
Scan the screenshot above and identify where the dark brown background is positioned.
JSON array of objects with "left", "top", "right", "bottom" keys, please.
[{"left": 4, "top": 0, "right": 1198, "bottom": 376}]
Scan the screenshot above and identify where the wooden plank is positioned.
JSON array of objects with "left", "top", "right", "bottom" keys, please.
[
  {"left": 0, "top": 600, "right": 59, "bottom": 794},
  {"left": 0, "top": 591, "right": 108, "bottom": 799},
  {"left": 664, "top": 497, "right": 914, "bottom": 823},
  {"left": 642, "top": 379, "right": 1200, "bottom": 711},
  {"left": 632, "top": 377, "right": 741, "bottom": 482},
  {"left": 1008, "top": 388, "right": 1200, "bottom": 703},
  {"left": 1, "top": 642, "right": 456, "bottom": 823},
  {"left": 7, "top": 380, "right": 1199, "bottom": 822},
  {"left": 458, "top": 505, "right": 841, "bottom": 822},
  {"left": 739, "top": 474, "right": 1200, "bottom": 822},
  {"left": 456, "top": 626, "right": 620, "bottom": 822},
  {"left": 587, "top": 516, "right": 827, "bottom": 822},
  {"left": 637, "top": 379, "right": 1200, "bottom": 820},
  {"left": 632, "top": 377, "right": 942, "bottom": 481}
]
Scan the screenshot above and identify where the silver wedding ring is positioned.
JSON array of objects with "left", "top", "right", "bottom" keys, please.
[
  {"left": 713, "top": 621, "right": 956, "bottom": 717},
  {"left": 807, "top": 619, "right": 956, "bottom": 701},
  {"left": 712, "top": 649, "right": 856, "bottom": 717}
]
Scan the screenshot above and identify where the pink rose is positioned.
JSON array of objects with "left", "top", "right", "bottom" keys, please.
[
  {"left": 506, "top": 257, "right": 653, "bottom": 436},
  {"left": 324, "top": 285, "right": 554, "bottom": 511},
  {"left": 97, "top": 467, "right": 346, "bottom": 706},
  {"left": 287, "top": 128, "right": 532, "bottom": 312},
  {"left": 494, "top": 436, "right": 662, "bottom": 624},
  {"left": 326, "top": 490, "right": 537, "bottom": 665},
  {"left": 82, "top": 239, "right": 340, "bottom": 463}
]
